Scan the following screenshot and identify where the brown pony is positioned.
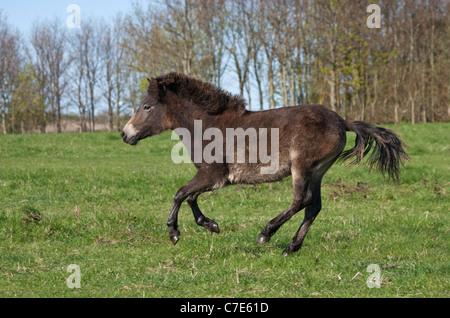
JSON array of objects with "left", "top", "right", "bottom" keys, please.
[{"left": 121, "top": 72, "right": 408, "bottom": 255}]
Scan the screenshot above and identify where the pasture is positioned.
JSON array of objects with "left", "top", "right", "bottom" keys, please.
[{"left": 0, "top": 123, "right": 448, "bottom": 298}]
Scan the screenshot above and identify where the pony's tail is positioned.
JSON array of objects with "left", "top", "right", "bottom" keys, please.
[{"left": 338, "top": 121, "right": 409, "bottom": 182}]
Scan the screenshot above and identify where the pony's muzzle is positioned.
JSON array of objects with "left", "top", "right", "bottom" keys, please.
[{"left": 121, "top": 123, "right": 139, "bottom": 145}]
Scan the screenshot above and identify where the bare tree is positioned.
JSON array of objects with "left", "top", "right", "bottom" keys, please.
[
  {"left": 224, "top": 0, "right": 254, "bottom": 98},
  {"left": 29, "top": 18, "right": 70, "bottom": 133},
  {"left": 0, "top": 11, "right": 22, "bottom": 134},
  {"left": 101, "top": 21, "right": 116, "bottom": 132},
  {"left": 196, "top": 0, "right": 228, "bottom": 85},
  {"left": 100, "top": 15, "right": 131, "bottom": 131},
  {"left": 69, "top": 31, "right": 88, "bottom": 132},
  {"left": 258, "top": 0, "right": 278, "bottom": 109},
  {"left": 69, "top": 18, "right": 101, "bottom": 132}
]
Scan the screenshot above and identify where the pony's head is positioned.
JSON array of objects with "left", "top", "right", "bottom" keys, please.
[
  {"left": 121, "top": 72, "right": 247, "bottom": 145},
  {"left": 121, "top": 78, "right": 170, "bottom": 145}
]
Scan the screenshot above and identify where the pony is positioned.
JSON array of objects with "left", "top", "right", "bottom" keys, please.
[{"left": 121, "top": 72, "right": 408, "bottom": 255}]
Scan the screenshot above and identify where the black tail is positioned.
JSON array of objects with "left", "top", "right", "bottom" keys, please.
[{"left": 339, "top": 121, "right": 409, "bottom": 182}]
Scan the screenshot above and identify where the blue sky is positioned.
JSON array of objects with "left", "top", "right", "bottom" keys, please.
[{"left": 1, "top": 0, "right": 137, "bottom": 35}]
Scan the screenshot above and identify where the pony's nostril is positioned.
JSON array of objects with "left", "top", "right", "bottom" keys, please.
[{"left": 121, "top": 130, "right": 126, "bottom": 139}]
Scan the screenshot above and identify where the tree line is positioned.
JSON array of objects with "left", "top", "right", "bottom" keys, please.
[{"left": 0, "top": 0, "right": 448, "bottom": 134}]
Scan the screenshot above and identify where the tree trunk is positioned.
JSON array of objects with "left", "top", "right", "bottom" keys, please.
[
  {"left": 115, "top": 84, "right": 122, "bottom": 131},
  {"left": 421, "top": 63, "right": 426, "bottom": 123},
  {"left": 429, "top": 9, "right": 436, "bottom": 122},
  {"left": 56, "top": 92, "right": 62, "bottom": 133},
  {"left": 394, "top": 104, "right": 399, "bottom": 125},
  {"left": 108, "top": 92, "right": 113, "bottom": 132},
  {"left": 289, "top": 71, "right": 296, "bottom": 106},
  {"left": 253, "top": 58, "right": 263, "bottom": 110},
  {"left": 280, "top": 64, "right": 288, "bottom": 107},
  {"left": 410, "top": 93, "right": 416, "bottom": 124},
  {"left": 90, "top": 84, "right": 95, "bottom": 132},
  {"left": 1, "top": 99, "right": 6, "bottom": 134},
  {"left": 267, "top": 59, "right": 275, "bottom": 108},
  {"left": 328, "top": 70, "right": 337, "bottom": 112},
  {"left": 245, "top": 81, "right": 251, "bottom": 111},
  {"left": 371, "top": 70, "right": 378, "bottom": 123}
]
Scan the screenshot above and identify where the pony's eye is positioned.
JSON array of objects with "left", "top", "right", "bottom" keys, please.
[{"left": 143, "top": 105, "right": 152, "bottom": 110}]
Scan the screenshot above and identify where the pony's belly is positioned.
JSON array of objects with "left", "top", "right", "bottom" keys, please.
[{"left": 227, "top": 162, "right": 291, "bottom": 185}]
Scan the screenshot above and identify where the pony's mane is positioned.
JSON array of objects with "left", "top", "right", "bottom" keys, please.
[{"left": 155, "top": 72, "right": 247, "bottom": 116}]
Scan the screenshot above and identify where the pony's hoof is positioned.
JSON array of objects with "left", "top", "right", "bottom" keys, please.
[
  {"left": 282, "top": 247, "right": 293, "bottom": 256},
  {"left": 169, "top": 230, "right": 180, "bottom": 245},
  {"left": 282, "top": 243, "right": 301, "bottom": 256},
  {"left": 198, "top": 216, "right": 220, "bottom": 233},
  {"left": 207, "top": 220, "right": 220, "bottom": 233},
  {"left": 170, "top": 235, "right": 179, "bottom": 245},
  {"left": 256, "top": 233, "right": 270, "bottom": 244}
]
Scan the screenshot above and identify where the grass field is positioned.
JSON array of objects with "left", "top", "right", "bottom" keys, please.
[{"left": 0, "top": 122, "right": 448, "bottom": 298}]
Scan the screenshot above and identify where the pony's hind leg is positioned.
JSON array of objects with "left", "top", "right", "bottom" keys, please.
[
  {"left": 257, "top": 170, "right": 312, "bottom": 244},
  {"left": 282, "top": 153, "right": 342, "bottom": 255},
  {"left": 186, "top": 192, "right": 219, "bottom": 233},
  {"left": 282, "top": 179, "right": 322, "bottom": 256}
]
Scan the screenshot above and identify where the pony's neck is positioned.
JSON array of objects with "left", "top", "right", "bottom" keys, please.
[{"left": 167, "top": 95, "right": 213, "bottom": 132}]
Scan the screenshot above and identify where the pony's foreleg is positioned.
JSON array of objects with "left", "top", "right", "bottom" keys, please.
[
  {"left": 167, "top": 170, "right": 225, "bottom": 245},
  {"left": 167, "top": 189, "right": 185, "bottom": 245},
  {"left": 186, "top": 193, "right": 219, "bottom": 233}
]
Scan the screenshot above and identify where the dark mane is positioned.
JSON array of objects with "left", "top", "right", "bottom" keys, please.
[{"left": 155, "top": 72, "right": 247, "bottom": 116}]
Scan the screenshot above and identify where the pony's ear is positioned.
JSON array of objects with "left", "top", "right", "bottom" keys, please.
[
  {"left": 156, "top": 76, "right": 175, "bottom": 90},
  {"left": 147, "top": 77, "right": 167, "bottom": 99},
  {"left": 155, "top": 76, "right": 177, "bottom": 98},
  {"left": 147, "top": 77, "right": 158, "bottom": 85}
]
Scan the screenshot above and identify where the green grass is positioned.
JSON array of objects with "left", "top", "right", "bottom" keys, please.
[{"left": 0, "top": 123, "right": 448, "bottom": 297}]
